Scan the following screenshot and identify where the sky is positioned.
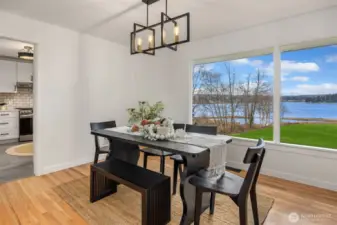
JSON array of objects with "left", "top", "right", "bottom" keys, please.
[{"left": 194, "top": 45, "right": 337, "bottom": 96}]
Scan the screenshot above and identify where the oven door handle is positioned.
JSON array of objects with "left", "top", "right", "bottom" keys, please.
[{"left": 20, "top": 115, "right": 33, "bottom": 118}]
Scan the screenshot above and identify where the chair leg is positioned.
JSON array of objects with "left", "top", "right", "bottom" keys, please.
[
  {"left": 250, "top": 189, "right": 259, "bottom": 225},
  {"left": 143, "top": 152, "right": 148, "bottom": 169},
  {"left": 178, "top": 164, "right": 183, "bottom": 175},
  {"left": 160, "top": 156, "right": 165, "bottom": 174},
  {"left": 209, "top": 192, "right": 216, "bottom": 214},
  {"left": 173, "top": 160, "right": 179, "bottom": 195},
  {"left": 238, "top": 201, "right": 248, "bottom": 225},
  {"left": 194, "top": 188, "right": 203, "bottom": 225},
  {"left": 94, "top": 152, "right": 99, "bottom": 164}
]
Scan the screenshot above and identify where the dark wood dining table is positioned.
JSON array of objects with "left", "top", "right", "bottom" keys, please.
[{"left": 91, "top": 128, "right": 232, "bottom": 225}]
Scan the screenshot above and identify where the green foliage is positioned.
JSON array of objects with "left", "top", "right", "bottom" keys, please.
[
  {"left": 232, "top": 123, "right": 337, "bottom": 150},
  {"left": 127, "top": 101, "right": 164, "bottom": 125}
]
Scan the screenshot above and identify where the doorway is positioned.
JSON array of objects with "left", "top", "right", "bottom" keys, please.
[{"left": 0, "top": 38, "right": 35, "bottom": 183}]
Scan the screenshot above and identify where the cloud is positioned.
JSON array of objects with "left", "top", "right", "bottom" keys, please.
[
  {"left": 281, "top": 60, "right": 319, "bottom": 73},
  {"left": 282, "top": 76, "right": 309, "bottom": 82},
  {"left": 326, "top": 54, "right": 337, "bottom": 63},
  {"left": 231, "top": 58, "right": 249, "bottom": 64},
  {"left": 266, "top": 60, "right": 319, "bottom": 76},
  {"left": 290, "top": 76, "right": 309, "bottom": 82},
  {"left": 231, "top": 58, "right": 264, "bottom": 67},
  {"left": 194, "top": 63, "right": 214, "bottom": 73},
  {"left": 283, "top": 83, "right": 337, "bottom": 95}
]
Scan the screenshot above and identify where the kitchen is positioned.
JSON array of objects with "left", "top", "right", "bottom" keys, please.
[{"left": 0, "top": 38, "right": 34, "bottom": 183}]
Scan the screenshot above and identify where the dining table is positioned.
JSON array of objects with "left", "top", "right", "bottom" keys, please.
[{"left": 91, "top": 126, "right": 232, "bottom": 225}]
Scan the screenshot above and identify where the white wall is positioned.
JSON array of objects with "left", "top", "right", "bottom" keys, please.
[
  {"left": 81, "top": 34, "right": 172, "bottom": 128},
  {"left": 79, "top": 35, "right": 171, "bottom": 155},
  {"left": 164, "top": 6, "right": 337, "bottom": 190},
  {"left": 0, "top": 11, "right": 85, "bottom": 175},
  {"left": 0, "top": 10, "right": 172, "bottom": 175}
]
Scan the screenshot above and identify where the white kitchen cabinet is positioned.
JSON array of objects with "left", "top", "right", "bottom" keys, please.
[
  {"left": 0, "top": 110, "right": 19, "bottom": 140},
  {"left": 0, "top": 60, "right": 17, "bottom": 93},
  {"left": 17, "top": 62, "right": 33, "bottom": 83}
]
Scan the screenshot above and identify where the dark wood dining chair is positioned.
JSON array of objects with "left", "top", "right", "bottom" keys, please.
[
  {"left": 90, "top": 120, "right": 116, "bottom": 164},
  {"left": 189, "top": 139, "right": 266, "bottom": 225},
  {"left": 141, "top": 123, "right": 186, "bottom": 174},
  {"left": 171, "top": 124, "right": 218, "bottom": 212}
]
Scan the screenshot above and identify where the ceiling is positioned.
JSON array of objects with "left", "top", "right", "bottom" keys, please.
[
  {"left": 0, "top": 38, "right": 33, "bottom": 57},
  {"left": 0, "top": 0, "right": 336, "bottom": 46}
]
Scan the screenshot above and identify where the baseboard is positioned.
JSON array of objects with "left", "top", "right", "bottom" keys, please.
[
  {"left": 226, "top": 161, "right": 337, "bottom": 191},
  {"left": 41, "top": 157, "right": 93, "bottom": 175},
  {"left": 261, "top": 168, "right": 337, "bottom": 191}
]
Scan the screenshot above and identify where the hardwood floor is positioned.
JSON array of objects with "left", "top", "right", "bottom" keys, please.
[{"left": 0, "top": 155, "right": 336, "bottom": 225}]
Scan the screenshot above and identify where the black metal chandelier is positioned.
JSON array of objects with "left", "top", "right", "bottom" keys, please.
[
  {"left": 130, "top": 0, "right": 190, "bottom": 55},
  {"left": 18, "top": 46, "right": 34, "bottom": 60}
]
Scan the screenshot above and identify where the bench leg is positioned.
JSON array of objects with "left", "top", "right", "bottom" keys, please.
[
  {"left": 90, "top": 166, "right": 117, "bottom": 203},
  {"left": 142, "top": 179, "right": 171, "bottom": 225}
]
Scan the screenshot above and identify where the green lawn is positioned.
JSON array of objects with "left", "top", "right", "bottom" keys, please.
[{"left": 232, "top": 123, "right": 337, "bottom": 150}]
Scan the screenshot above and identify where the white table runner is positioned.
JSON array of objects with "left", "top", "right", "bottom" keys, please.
[{"left": 107, "top": 126, "right": 231, "bottom": 177}]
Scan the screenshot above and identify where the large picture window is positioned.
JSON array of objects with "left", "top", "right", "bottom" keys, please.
[
  {"left": 193, "top": 53, "right": 273, "bottom": 138},
  {"left": 192, "top": 41, "right": 337, "bottom": 150},
  {"left": 280, "top": 45, "right": 337, "bottom": 149}
]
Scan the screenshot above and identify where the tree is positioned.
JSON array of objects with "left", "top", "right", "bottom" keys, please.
[{"left": 192, "top": 61, "right": 273, "bottom": 133}]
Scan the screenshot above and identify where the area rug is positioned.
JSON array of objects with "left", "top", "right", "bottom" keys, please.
[
  {"left": 5, "top": 143, "right": 33, "bottom": 156},
  {"left": 55, "top": 177, "right": 274, "bottom": 225}
]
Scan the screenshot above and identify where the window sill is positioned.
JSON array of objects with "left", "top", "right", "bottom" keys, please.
[{"left": 231, "top": 136, "right": 337, "bottom": 159}]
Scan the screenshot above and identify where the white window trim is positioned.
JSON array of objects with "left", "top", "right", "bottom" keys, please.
[
  {"left": 273, "top": 45, "right": 281, "bottom": 144},
  {"left": 191, "top": 37, "right": 337, "bottom": 152}
]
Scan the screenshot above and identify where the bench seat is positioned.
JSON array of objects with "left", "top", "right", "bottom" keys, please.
[{"left": 90, "top": 158, "right": 171, "bottom": 225}]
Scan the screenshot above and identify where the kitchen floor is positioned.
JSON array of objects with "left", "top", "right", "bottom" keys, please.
[{"left": 0, "top": 142, "right": 33, "bottom": 183}]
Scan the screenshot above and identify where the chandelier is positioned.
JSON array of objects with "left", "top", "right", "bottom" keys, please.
[
  {"left": 18, "top": 46, "right": 34, "bottom": 60},
  {"left": 130, "top": 0, "right": 190, "bottom": 55}
]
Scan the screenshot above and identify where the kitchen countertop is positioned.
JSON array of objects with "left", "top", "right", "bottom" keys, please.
[{"left": 0, "top": 109, "right": 19, "bottom": 112}]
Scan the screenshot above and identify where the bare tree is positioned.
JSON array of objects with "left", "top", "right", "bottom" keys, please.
[
  {"left": 192, "top": 61, "right": 273, "bottom": 133},
  {"left": 241, "top": 69, "right": 271, "bottom": 128},
  {"left": 192, "top": 65, "right": 203, "bottom": 117},
  {"left": 224, "top": 63, "right": 242, "bottom": 132}
]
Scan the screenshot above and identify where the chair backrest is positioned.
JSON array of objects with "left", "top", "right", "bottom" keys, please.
[
  {"left": 90, "top": 120, "right": 116, "bottom": 131},
  {"left": 238, "top": 139, "right": 266, "bottom": 202},
  {"left": 90, "top": 120, "right": 116, "bottom": 149},
  {"left": 186, "top": 124, "right": 217, "bottom": 135},
  {"left": 173, "top": 123, "right": 185, "bottom": 130}
]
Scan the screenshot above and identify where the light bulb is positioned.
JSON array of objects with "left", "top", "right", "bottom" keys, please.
[
  {"left": 148, "top": 35, "right": 154, "bottom": 49},
  {"left": 137, "top": 38, "right": 142, "bottom": 52},
  {"left": 162, "top": 29, "right": 166, "bottom": 44},
  {"left": 137, "top": 38, "right": 142, "bottom": 46},
  {"left": 174, "top": 25, "right": 179, "bottom": 42}
]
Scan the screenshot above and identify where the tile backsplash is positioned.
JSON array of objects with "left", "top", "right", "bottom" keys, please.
[{"left": 0, "top": 88, "right": 33, "bottom": 109}]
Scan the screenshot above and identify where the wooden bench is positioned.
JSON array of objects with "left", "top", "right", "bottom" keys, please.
[{"left": 90, "top": 159, "right": 171, "bottom": 225}]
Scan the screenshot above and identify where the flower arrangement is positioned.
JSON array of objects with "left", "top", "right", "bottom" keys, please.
[
  {"left": 142, "top": 118, "right": 175, "bottom": 141},
  {"left": 127, "top": 101, "right": 164, "bottom": 125}
]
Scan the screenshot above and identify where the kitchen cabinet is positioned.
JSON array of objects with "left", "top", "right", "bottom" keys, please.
[
  {"left": 0, "top": 110, "right": 19, "bottom": 140},
  {"left": 0, "top": 60, "right": 17, "bottom": 93},
  {"left": 17, "top": 62, "right": 33, "bottom": 83}
]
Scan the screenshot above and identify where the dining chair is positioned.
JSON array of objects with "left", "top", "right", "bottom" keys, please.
[
  {"left": 141, "top": 123, "right": 185, "bottom": 174},
  {"left": 171, "top": 124, "right": 218, "bottom": 213},
  {"left": 189, "top": 139, "right": 266, "bottom": 225},
  {"left": 90, "top": 120, "right": 116, "bottom": 164}
]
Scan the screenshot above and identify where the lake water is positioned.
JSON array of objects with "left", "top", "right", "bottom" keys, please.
[
  {"left": 282, "top": 102, "right": 337, "bottom": 119},
  {"left": 193, "top": 102, "right": 337, "bottom": 124}
]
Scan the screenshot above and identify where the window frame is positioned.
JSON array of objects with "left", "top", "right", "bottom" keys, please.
[{"left": 190, "top": 37, "right": 337, "bottom": 150}]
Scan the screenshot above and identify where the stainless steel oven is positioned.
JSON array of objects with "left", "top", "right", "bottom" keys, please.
[{"left": 17, "top": 108, "right": 33, "bottom": 142}]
